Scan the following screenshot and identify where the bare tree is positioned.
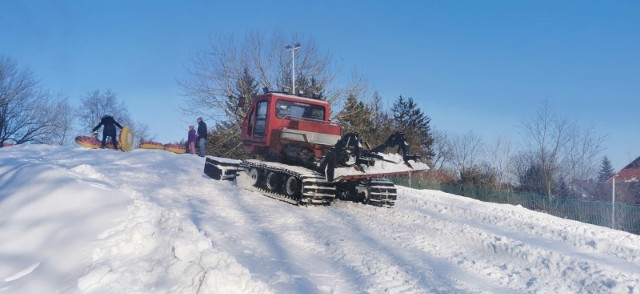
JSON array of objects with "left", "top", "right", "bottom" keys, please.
[
  {"left": 449, "top": 130, "right": 485, "bottom": 179},
  {"left": 180, "top": 30, "right": 351, "bottom": 127},
  {"left": 486, "top": 135, "right": 514, "bottom": 189},
  {"left": 133, "top": 124, "right": 153, "bottom": 143},
  {"left": 40, "top": 93, "right": 74, "bottom": 145},
  {"left": 563, "top": 124, "right": 606, "bottom": 181},
  {"left": 0, "top": 56, "right": 73, "bottom": 146},
  {"left": 75, "top": 89, "right": 150, "bottom": 145},
  {"left": 76, "top": 89, "right": 132, "bottom": 133},
  {"left": 430, "top": 128, "right": 453, "bottom": 170},
  {"left": 519, "top": 101, "right": 605, "bottom": 196},
  {"left": 510, "top": 151, "right": 536, "bottom": 189}
]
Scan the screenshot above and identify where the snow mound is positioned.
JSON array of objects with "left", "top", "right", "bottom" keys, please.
[
  {"left": 78, "top": 200, "right": 271, "bottom": 293},
  {"left": 0, "top": 144, "right": 638, "bottom": 293}
]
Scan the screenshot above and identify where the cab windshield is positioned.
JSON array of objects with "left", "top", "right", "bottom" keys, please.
[{"left": 275, "top": 99, "right": 325, "bottom": 120}]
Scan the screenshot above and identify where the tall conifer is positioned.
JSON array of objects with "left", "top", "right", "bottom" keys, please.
[
  {"left": 597, "top": 156, "right": 615, "bottom": 182},
  {"left": 390, "top": 96, "right": 434, "bottom": 161}
]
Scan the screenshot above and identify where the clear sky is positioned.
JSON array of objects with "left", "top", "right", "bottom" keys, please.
[{"left": 2, "top": 1, "right": 638, "bottom": 170}]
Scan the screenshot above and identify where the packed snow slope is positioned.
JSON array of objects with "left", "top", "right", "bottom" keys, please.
[{"left": 0, "top": 145, "right": 639, "bottom": 294}]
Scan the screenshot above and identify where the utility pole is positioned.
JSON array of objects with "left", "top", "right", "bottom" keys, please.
[
  {"left": 612, "top": 176, "right": 616, "bottom": 229},
  {"left": 285, "top": 42, "right": 301, "bottom": 94}
]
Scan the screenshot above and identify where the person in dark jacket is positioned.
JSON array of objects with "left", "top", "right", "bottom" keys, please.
[
  {"left": 196, "top": 117, "right": 207, "bottom": 157},
  {"left": 93, "top": 115, "right": 123, "bottom": 150}
]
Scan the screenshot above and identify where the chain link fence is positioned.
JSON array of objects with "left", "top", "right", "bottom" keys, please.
[{"left": 390, "top": 176, "right": 640, "bottom": 235}]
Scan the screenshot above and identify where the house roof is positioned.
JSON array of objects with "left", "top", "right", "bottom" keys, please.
[
  {"left": 613, "top": 168, "right": 640, "bottom": 183},
  {"left": 623, "top": 156, "right": 640, "bottom": 169},
  {"left": 609, "top": 156, "right": 640, "bottom": 183}
]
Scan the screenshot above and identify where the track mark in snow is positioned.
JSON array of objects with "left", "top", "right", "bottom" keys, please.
[
  {"left": 320, "top": 204, "right": 453, "bottom": 293},
  {"left": 1, "top": 262, "right": 40, "bottom": 282},
  {"left": 76, "top": 264, "right": 111, "bottom": 291},
  {"left": 332, "top": 200, "right": 525, "bottom": 293},
  {"left": 398, "top": 189, "right": 640, "bottom": 293}
]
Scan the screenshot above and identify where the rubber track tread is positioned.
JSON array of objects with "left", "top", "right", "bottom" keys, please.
[
  {"left": 241, "top": 160, "right": 335, "bottom": 205},
  {"left": 367, "top": 178, "right": 397, "bottom": 207}
]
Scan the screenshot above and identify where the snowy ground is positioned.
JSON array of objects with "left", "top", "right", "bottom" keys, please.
[{"left": 1, "top": 144, "right": 639, "bottom": 294}]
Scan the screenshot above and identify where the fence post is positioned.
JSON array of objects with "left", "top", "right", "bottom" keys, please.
[
  {"left": 408, "top": 173, "right": 412, "bottom": 188},
  {"left": 612, "top": 177, "right": 616, "bottom": 230}
]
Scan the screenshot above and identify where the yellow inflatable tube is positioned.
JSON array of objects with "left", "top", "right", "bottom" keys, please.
[{"left": 164, "top": 143, "right": 186, "bottom": 154}]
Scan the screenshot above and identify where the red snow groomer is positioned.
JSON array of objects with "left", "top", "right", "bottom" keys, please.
[{"left": 204, "top": 91, "right": 429, "bottom": 207}]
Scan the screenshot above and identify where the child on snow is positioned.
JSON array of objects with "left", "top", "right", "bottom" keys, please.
[{"left": 188, "top": 125, "right": 196, "bottom": 154}]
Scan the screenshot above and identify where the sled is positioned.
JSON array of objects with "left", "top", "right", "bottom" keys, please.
[
  {"left": 75, "top": 126, "right": 134, "bottom": 152},
  {"left": 119, "top": 126, "right": 134, "bottom": 152},
  {"left": 164, "top": 143, "right": 186, "bottom": 154},
  {"left": 75, "top": 136, "right": 114, "bottom": 149},
  {"left": 139, "top": 141, "right": 164, "bottom": 150}
]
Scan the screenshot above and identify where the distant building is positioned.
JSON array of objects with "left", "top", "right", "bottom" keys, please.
[
  {"left": 608, "top": 156, "right": 640, "bottom": 183},
  {"left": 607, "top": 156, "right": 640, "bottom": 205}
]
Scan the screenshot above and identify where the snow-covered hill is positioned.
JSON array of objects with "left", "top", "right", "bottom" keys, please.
[{"left": 1, "top": 145, "right": 639, "bottom": 293}]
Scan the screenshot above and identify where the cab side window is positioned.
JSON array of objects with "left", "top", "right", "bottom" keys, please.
[
  {"left": 253, "top": 101, "right": 268, "bottom": 138},
  {"left": 246, "top": 108, "right": 255, "bottom": 136}
]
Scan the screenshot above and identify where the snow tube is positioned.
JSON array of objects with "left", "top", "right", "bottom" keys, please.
[
  {"left": 75, "top": 126, "right": 131, "bottom": 151},
  {"left": 163, "top": 143, "right": 186, "bottom": 154},
  {"left": 119, "top": 126, "right": 134, "bottom": 152},
  {"left": 75, "top": 136, "right": 114, "bottom": 149},
  {"left": 139, "top": 141, "right": 164, "bottom": 150}
]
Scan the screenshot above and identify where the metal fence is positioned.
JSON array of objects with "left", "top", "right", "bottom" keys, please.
[{"left": 390, "top": 176, "right": 640, "bottom": 235}]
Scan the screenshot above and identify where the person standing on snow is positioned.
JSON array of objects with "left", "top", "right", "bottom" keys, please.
[
  {"left": 187, "top": 125, "right": 196, "bottom": 154},
  {"left": 196, "top": 117, "right": 207, "bottom": 157},
  {"left": 92, "top": 115, "right": 123, "bottom": 150}
]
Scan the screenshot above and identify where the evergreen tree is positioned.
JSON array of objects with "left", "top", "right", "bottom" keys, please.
[
  {"left": 229, "top": 66, "right": 259, "bottom": 125},
  {"left": 367, "top": 91, "right": 392, "bottom": 146},
  {"left": 205, "top": 121, "right": 248, "bottom": 159},
  {"left": 597, "top": 156, "right": 615, "bottom": 182},
  {"left": 335, "top": 93, "right": 373, "bottom": 139},
  {"left": 209, "top": 67, "right": 260, "bottom": 157},
  {"left": 296, "top": 76, "right": 325, "bottom": 99},
  {"left": 390, "top": 96, "right": 434, "bottom": 161},
  {"left": 518, "top": 163, "right": 547, "bottom": 195}
]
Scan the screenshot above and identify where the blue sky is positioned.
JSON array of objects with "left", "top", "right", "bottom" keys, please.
[{"left": 2, "top": 1, "right": 638, "bottom": 170}]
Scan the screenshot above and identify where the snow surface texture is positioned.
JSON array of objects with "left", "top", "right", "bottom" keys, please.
[{"left": 0, "top": 144, "right": 639, "bottom": 293}]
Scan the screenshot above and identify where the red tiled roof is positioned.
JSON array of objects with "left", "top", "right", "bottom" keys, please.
[
  {"left": 612, "top": 168, "right": 640, "bottom": 183},
  {"left": 607, "top": 156, "right": 640, "bottom": 183}
]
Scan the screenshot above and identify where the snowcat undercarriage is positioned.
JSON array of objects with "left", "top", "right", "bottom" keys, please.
[{"left": 205, "top": 156, "right": 405, "bottom": 207}]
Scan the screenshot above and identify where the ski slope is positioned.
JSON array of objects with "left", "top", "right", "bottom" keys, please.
[{"left": 0, "top": 144, "right": 638, "bottom": 293}]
